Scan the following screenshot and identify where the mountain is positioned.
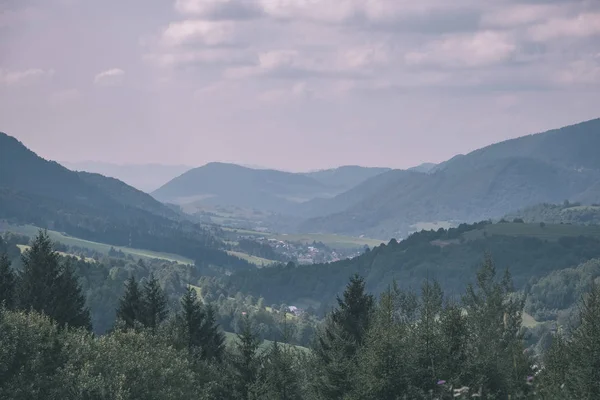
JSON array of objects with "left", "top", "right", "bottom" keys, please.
[
  {"left": 303, "top": 166, "right": 391, "bottom": 192},
  {"left": 0, "top": 132, "right": 250, "bottom": 270},
  {"left": 62, "top": 161, "right": 192, "bottom": 192},
  {"left": 407, "top": 162, "right": 437, "bottom": 173},
  {"left": 152, "top": 162, "right": 333, "bottom": 211},
  {"left": 298, "top": 118, "right": 600, "bottom": 239}
]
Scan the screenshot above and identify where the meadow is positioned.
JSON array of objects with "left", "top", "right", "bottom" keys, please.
[{"left": 1, "top": 223, "right": 194, "bottom": 265}]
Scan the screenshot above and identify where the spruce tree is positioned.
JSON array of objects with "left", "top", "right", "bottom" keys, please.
[
  {"left": 568, "top": 282, "right": 600, "bottom": 398},
  {"left": 141, "top": 273, "right": 168, "bottom": 331},
  {"left": 256, "top": 341, "right": 303, "bottom": 400},
  {"left": 18, "top": 231, "right": 90, "bottom": 330},
  {"left": 461, "top": 255, "right": 530, "bottom": 398},
  {"left": 201, "top": 303, "right": 225, "bottom": 362},
  {"left": 314, "top": 274, "right": 374, "bottom": 398},
  {"left": 351, "top": 284, "right": 410, "bottom": 400},
  {"left": 53, "top": 261, "right": 91, "bottom": 330},
  {"left": 116, "top": 275, "right": 143, "bottom": 329},
  {"left": 0, "top": 253, "right": 15, "bottom": 309},
  {"left": 231, "top": 315, "right": 262, "bottom": 400}
]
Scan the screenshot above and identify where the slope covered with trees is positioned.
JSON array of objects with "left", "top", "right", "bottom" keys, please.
[
  {"left": 3, "top": 247, "right": 600, "bottom": 399},
  {"left": 0, "top": 132, "right": 251, "bottom": 271},
  {"left": 228, "top": 221, "right": 600, "bottom": 309}
]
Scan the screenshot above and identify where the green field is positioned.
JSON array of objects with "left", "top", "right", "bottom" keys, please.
[
  {"left": 17, "top": 244, "right": 97, "bottom": 263},
  {"left": 463, "top": 222, "right": 600, "bottom": 242},
  {"left": 272, "top": 233, "right": 384, "bottom": 249},
  {"left": 226, "top": 251, "right": 277, "bottom": 267},
  {"left": 1, "top": 224, "right": 194, "bottom": 265},
  {"left": 410, "top": 221, "right": 455, "bottom": 232},
  {"left": 222, "top": 228, "right": 384, "bottom": 250}
]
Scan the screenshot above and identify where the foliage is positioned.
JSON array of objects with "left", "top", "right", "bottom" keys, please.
[
  {"left": 228, "top": 222, "right": 600, "bottom": 310},
  {"left": 17, "top": 230, "right": 91, "bottom": 330}
]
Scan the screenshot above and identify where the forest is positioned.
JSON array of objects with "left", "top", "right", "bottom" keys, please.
[{"left": 2, "top": 230, "right": 600, "bottom": 399}]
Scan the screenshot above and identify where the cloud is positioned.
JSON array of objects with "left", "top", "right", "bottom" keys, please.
[
  {"left": 555, "top": 57, "right": 600, "bottom": 85},
  {"left": 93, "top": 68, "right": 125, "bottom": 85},
  {"left": 161, "top": 20, "right": 236, "bottom": 46},
  {"left": 528, "top": 12, "right": 600, "bottom": 41},
  {"left": 225, "top": 45, "right": 389, "bottom": 80},
  {"left": 174, "top": 0, "right": 263, "bottom": 19},
  {"left": 405, "top": 31, "right": 517, "bottom": 68},
  {"left": 0, "top": 68, "right": 54, "bottom": 86},
  {"left": 480, "top": 4, "right": 567, "bottom": 28},
  {"left": 145, "top": 48, "right": 252, "bottom": 68}
]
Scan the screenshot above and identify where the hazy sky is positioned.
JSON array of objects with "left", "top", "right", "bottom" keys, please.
[{"left": 1, "top": 0, "right": 599, "bottom": 171}]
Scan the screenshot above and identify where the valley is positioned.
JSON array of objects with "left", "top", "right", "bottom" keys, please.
[{"left": 1, "top": 117, "right": 600, "bottom": 399}]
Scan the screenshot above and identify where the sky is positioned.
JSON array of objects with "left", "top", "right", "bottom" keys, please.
[{"left": 1, "top": 0, "right": 599, "bottom": 172}]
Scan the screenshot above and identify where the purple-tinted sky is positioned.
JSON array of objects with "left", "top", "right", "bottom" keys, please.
[{"left": 1, "top": 0, "right": 599, "bottom": 171}]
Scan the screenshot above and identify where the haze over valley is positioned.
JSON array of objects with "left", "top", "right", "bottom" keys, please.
[{"left": 3, "top": 0, "right": 600, "bottom": 398}]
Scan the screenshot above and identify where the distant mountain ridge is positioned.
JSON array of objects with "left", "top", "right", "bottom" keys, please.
[
  {"left": 298, "top": 118, "right": 600, "bottom": 239},
  {"left": 152, "top": 162, "right": 391, "bottom": 212},
  {"left": 62, "top": 161, "right": 192, "bottom": 192}
]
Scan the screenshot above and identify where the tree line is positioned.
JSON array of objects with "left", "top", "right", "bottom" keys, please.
[{"left": 2, "top": 232, "right": 600, "bottom": 399}]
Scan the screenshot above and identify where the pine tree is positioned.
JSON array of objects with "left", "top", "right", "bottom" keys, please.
[
  {"left": 568, "top": 282, "right": 600, "bottom": 398},
  {"left": 314, "top": 274, "right": 375, "bottom": 398},
  {"left": 52, "top": 261, "right": 91, "bottom": 330},
  {"left": 461, "top": 255, "right": 530, "bottom": 398},
  {"left": 256, "top": 341, "right": 303, "bottom": 400},
  {"left": 18, "top": 230, "right": 90, "bottom": 330},
  {"left": 0, "top": 253, "right": 15, "bottom": 309},
  {"left": 177, "top": 287, "right": 205, "bottom": 357},
  {"left": 351, "top": 284, "right": 410, "bottom": 400},
  {"left": 413, "top": 279, "right": 444, "bottom": 393},
  {"left": 201, "top": 303, "right": 225, "bottom": 362},
  {"left": 116, "top": 275, "right": 143, "bottom": 329},
  {"left": 231, "top": 315, "right": 262, "bottom": 400},
  {"left": 18, "top": 230, "right": 61, "bottom": 314},
  {"left": 141, "top": 273, "right": 168, "bottom": 331}
]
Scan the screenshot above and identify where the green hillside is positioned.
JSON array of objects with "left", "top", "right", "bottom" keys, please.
[
  {"left": 506, "top": 202, "right": 600, "bottom": 226},
  {"left": 228, "top": 221, "right": 600, "bottom": 309},
  {"left": 0, "top": 132, "right": 251, "bottom": 271}
]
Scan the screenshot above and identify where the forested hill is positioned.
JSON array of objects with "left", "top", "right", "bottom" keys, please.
[
  {"left": 152, "top": 162, "right": 331, "bottom": 211},
  {"left": 227, "top": 221, "right": 600, "bottom": 309},
  {"left": 506, "top": 202, "right": 600, "bottom": 225},
  {"left": 0, "top": 132, "right": 250, "bottom": 270}
]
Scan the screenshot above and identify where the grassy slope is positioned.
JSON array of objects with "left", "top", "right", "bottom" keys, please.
[
  {"left": 222, "top": 227, "right": 384, "bottom": 249},
  {"left": 226, "top": 251, "right": 277, "bottom": 267},
  {"left": 2, "top": 224, "right": 193, "bottom": 265},
  {"left": 463, "top": 222, "right": 600, "bottom": 242}
]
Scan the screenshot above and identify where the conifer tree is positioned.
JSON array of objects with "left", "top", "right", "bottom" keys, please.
[
  {"left": 18, "top": 230, "right": 90, "bottom": 330},
  {"left": 177, "top": 287, "right": 205, "bottom": 357},
  {"left": 231, "top": 314, "right": 262, "bottom": 400},
  {"left": 201, "top": 303, "right": 225, "bottom": 362},
  {"left": 568, "top": 282, "right": 600, "bottom": 398},
  {"left": 256, "top": 341, "right": 303, "bottom": 400},
  {"left": 141, "top": 273, "right": 168, "bottom": 331},
  {"left": 314, "top": 274, "right": 374, "bottom": 398},
  {"left": 116, "top": 275, "right": 143, "bottom": 329},
  {"left": 52, "top": 261, "right": 91, "bottom": 330},
  {"left": 351, "top": 284, "right": 410, "bottom": 400},
  {"left": 0, "top": 253, "right": 15, "bottom": 309},
  {"left": 461, "top": 255, "right": 530, "bottom": 398}
]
